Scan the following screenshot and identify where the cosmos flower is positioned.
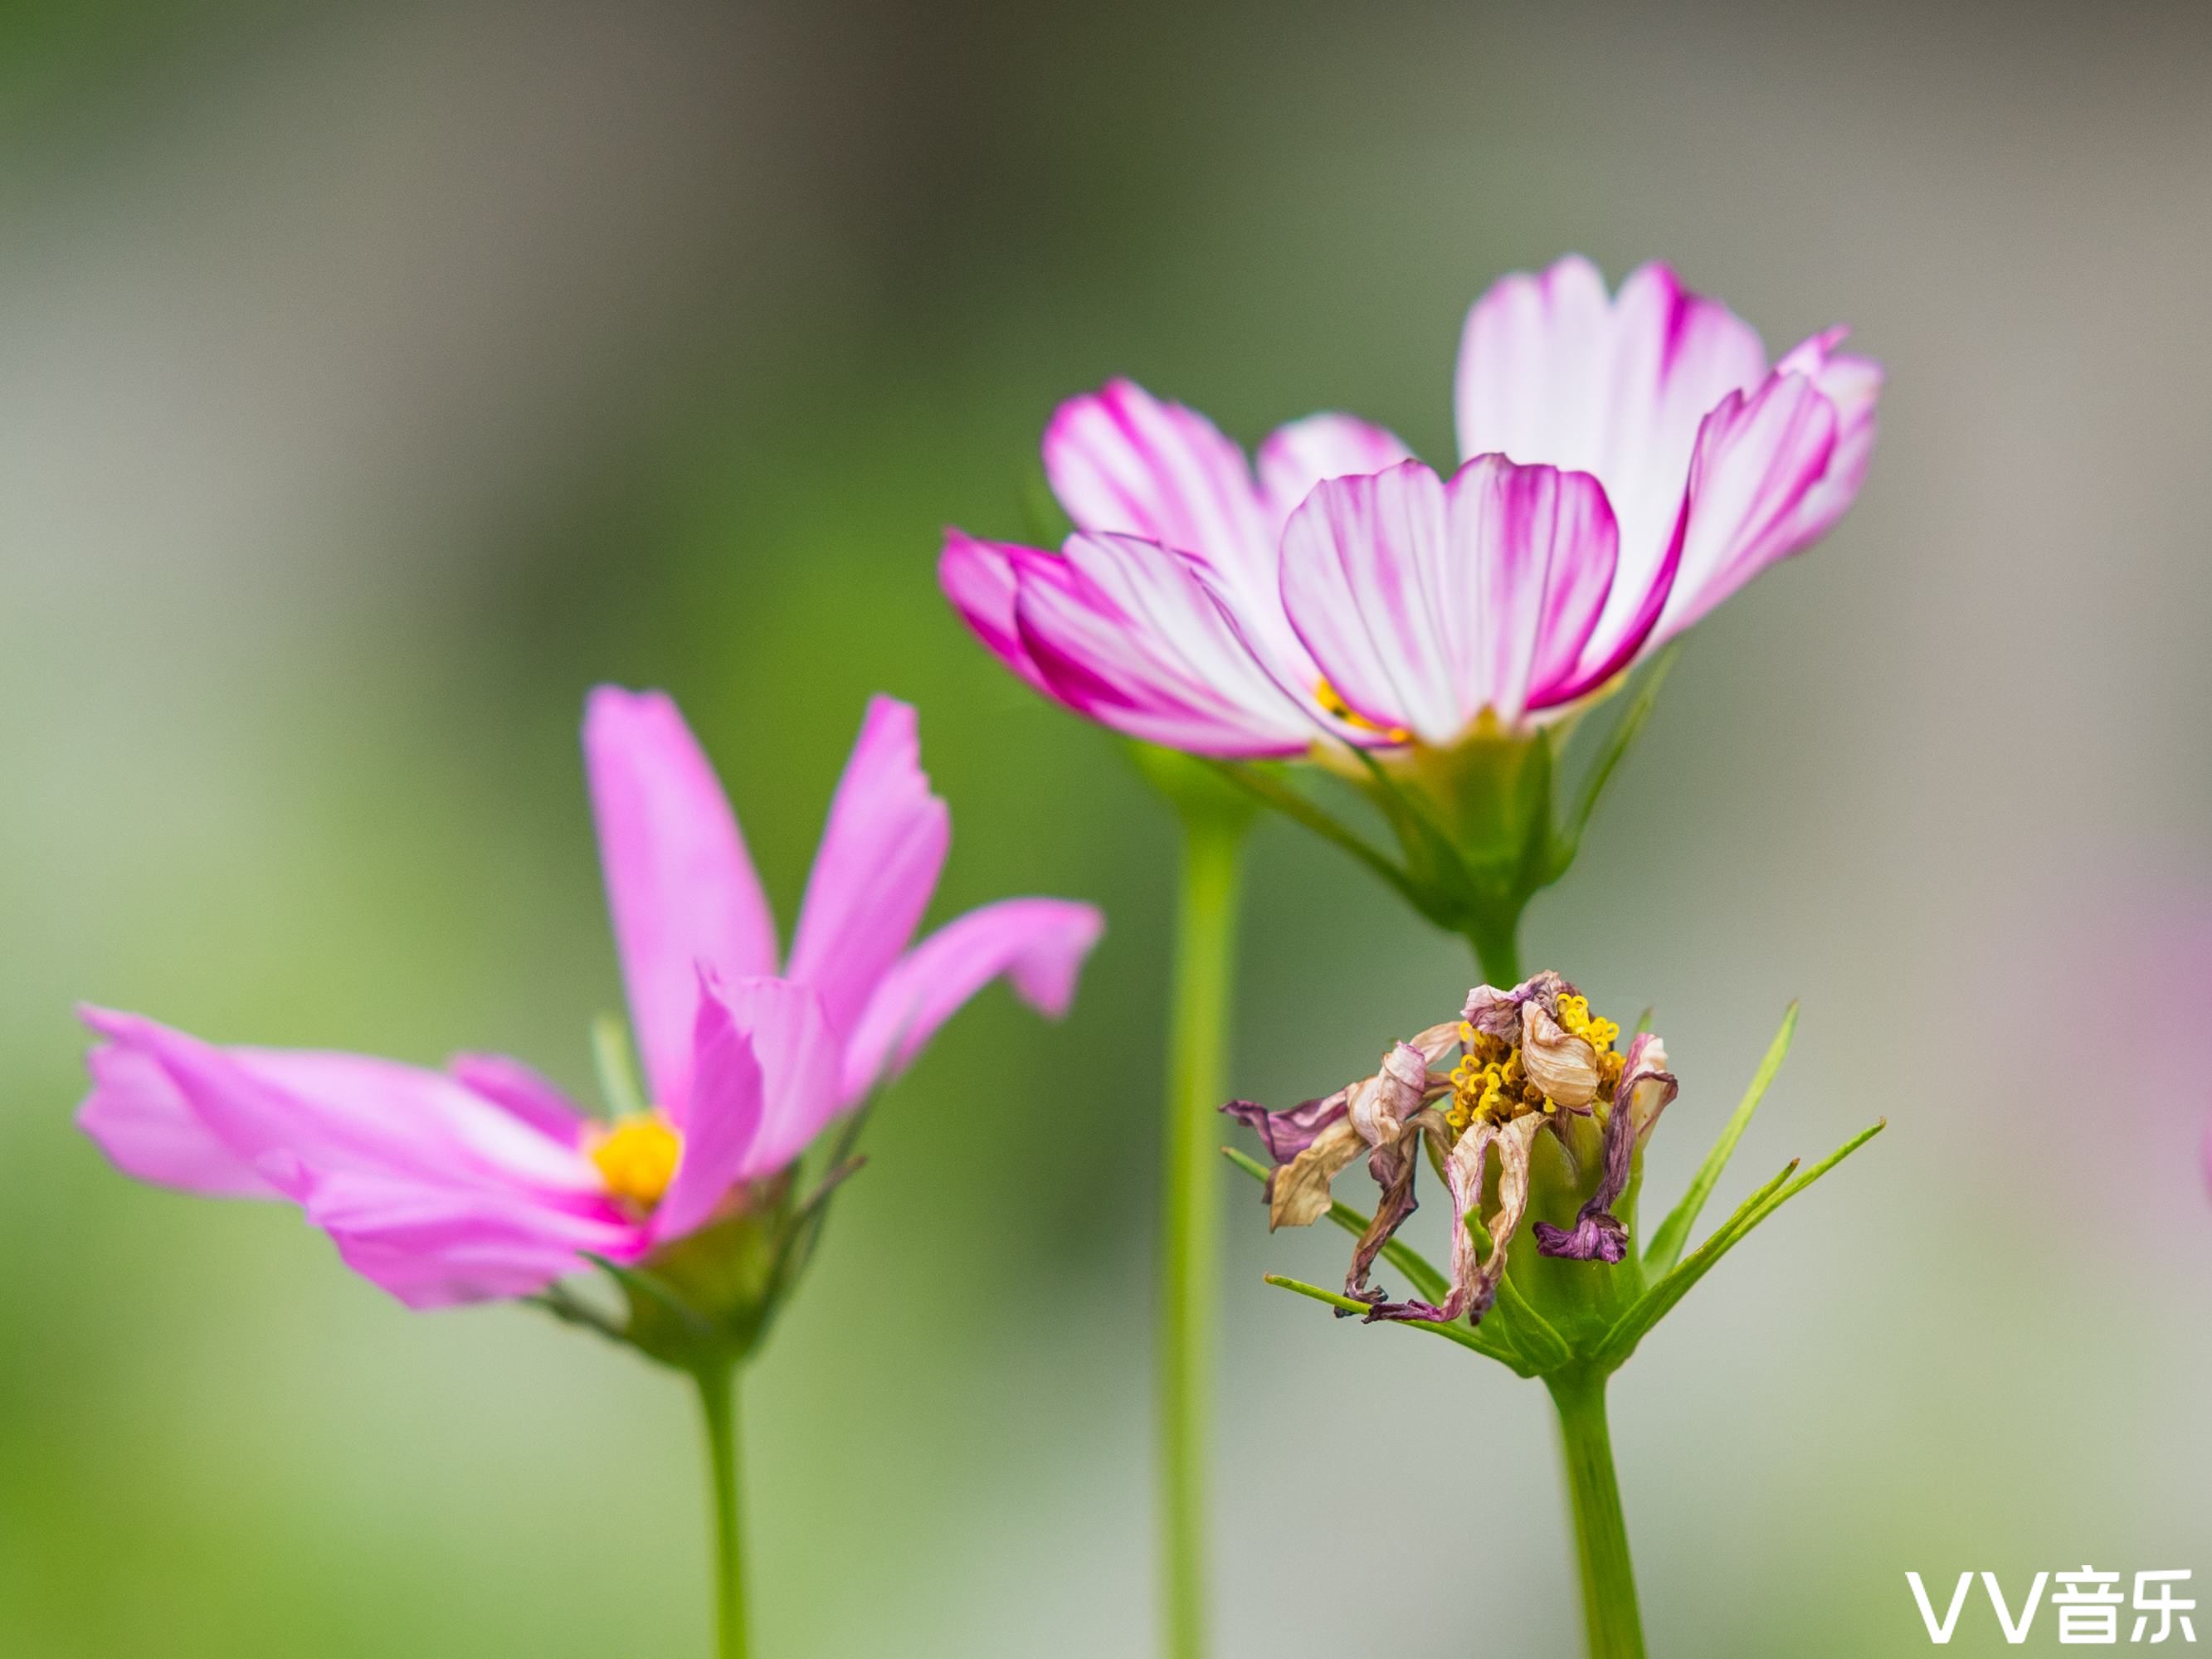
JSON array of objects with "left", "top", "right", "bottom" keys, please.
[
  {"left": 942, "top": 255, "right": 1879, "bottom": 756},
  {"left": 77, "top": 689, "right": 1103, "bottom": 1310}
]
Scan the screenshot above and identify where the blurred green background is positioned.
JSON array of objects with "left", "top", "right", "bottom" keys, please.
[{"left": 3, "top": 2, "right": 2210, "bottom": 1653}]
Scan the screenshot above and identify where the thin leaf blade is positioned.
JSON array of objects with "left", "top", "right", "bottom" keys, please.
[{"left": 1643, "top": 1001, "right": 1799, "bottom": 1276}]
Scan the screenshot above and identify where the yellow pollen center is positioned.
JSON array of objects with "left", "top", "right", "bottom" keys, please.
[
  {"left": 1315, "top": 678, "right": 1411, "bottom": 743},
  {"left": 1445, "top": 996, "right": 1627, "bottom": 1137},
  {"left": 587, "top": 1112, "right": 683, "bottom": 1210}
]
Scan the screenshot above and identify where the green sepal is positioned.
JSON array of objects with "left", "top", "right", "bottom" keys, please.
[
  {"left": 1643, "top": 1001, "right": 1798, "bottom": 1277},
  {"left": 1557, "top": 641, "right": 1679, "bottom": 859},
  {"left": 1596, "top": 1118, "right": 1885, "bottom": 1370}
]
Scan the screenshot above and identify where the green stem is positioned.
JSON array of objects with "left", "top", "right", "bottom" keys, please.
[
  {"left": 1546, "top": 1365, "right": 1644, "bottom": 1659},
  {"left": 1157, "top": 807, "right": 1248, "bottom": 1659},
  {"left": 1464, "top": 912, "right": 1523, "bottom": 988},
  {"left": 695, "top": 1363, "right": 749, "bottom": 1659}
]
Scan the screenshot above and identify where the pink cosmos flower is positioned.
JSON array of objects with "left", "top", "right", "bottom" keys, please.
[
  {"left": 942, "top": 255, "right": 1880, "bottom": 754},
  {"left": 77, "top": 689, "right": 1103, "bottom": 1310}
]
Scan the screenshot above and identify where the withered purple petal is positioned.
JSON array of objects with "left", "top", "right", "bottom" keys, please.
[{"left": 1220, "top": 1090, "right": 1348, "bottom": 1164}]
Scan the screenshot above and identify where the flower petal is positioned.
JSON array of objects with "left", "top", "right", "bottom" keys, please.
[
  {"left": 938, "top": 531, "right": 1063, "bottom": 694},
  {"left": 1656, "top": 370, "right": 1839, "bottom": 640},
  {"left": 838, "top": 897, "right": 1104, "bottom": 1105},
  {"left": 1454, "top": 257, "right": 1768, "bottom": 682},
  {"left": 1016, "top": 531, "right": 1318, "bottom": 757},
  {"left": 1774, "top": 327, "right": 1883, "bottom": 552},
  {"left": 1220, "top": 1088, "right": 1349, "bottom": 1164},
  {"left": 1255, "top": 413, "right": 1417, "bottom": 530},
  {"left": 78, "top": 1017, "right": 275, "bottom": 1199},
  {"left": 79, "top": 1009, "right": 599, "bottom": 1198},
  {"left": 650, "top": 973, "right": 767, "bottom": 1243},
  {"left": 1044, "top": 377, "right": 1272, "bottom": 586},
  {"left": 1279, "top": 458, "right": 1617, "bottom": 741},
  {"left": 785, "top": 698, "right": 951, "bottom": 1045},
  {"left": 293, "top": 1166, "right": 641, "bottom": 1310},
  {"left": 583, "top": 687, "right": 780, "bottom": 1117},
  {"left": 446, "top": 1053, "right": 592, "bottom": 1143},
  {"left": 724, "top": 977, "right": 841, "bottom": 1182}
]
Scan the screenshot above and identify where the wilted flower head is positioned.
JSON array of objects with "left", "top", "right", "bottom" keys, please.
[
  {"left": 78, "top": 689, "right": 1102, "bottom": 1323},
  {"left": 943, "top": 256, "right": 1880, "bottom": 758},
  {"left": 1225, "top": 972, "right": 1674, "bottom": 1325}
]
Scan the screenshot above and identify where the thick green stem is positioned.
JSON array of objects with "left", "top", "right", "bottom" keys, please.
[
  {"left": 695, "top": 1363, "right": 749, "bottom": 1659},
  {"left": 1546, "top": 1365, "right": 1644, "bottom": 1659},
  {"left": 1464, "top": 912, "right": 1523, "bottom": 988},
  {"left": 1156, "top": 808, "right": 1248, "bottom": 1659}
]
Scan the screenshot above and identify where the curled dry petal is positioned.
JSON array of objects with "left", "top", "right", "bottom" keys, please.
[
  {"left": 1345, "top": 1108, "right": 1453, "bottom": 1297},
  {"left": 1534, "top": 1030, "right": 1676, "bottom": 1263},
  {"left": 1220, "top": 1090, "right": 1347, "bottom": 1164},
  {"left": 1348, "top": 1040, "right": 1435, "bottom": 1147},
  {"left": 1621, "top": 1034, "right": 1678, "bottom": 1145},
  {"left": 1367, "top": 1112, "right": 1544, "bottom": 1326},
  {"left": 1267, "top": 1115, "right": 1367, "bottom": 1230},
  {"left": 1461, "top": 971, "right": 1570, "bottom": 1043},
  {"left": 1519, "top": 1000, "right": 1600, "bottom": 1110}
]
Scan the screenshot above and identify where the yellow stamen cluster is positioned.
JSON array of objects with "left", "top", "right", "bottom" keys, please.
[
  {"left": 1444, "top": 997, "right": 1628, "bottom": 1136},
  {"left": 587, "top": 1112, "right": 683, "bottom": 1210},
  {"left": 1314, "top": 678, "right": 1411, "bottom": 743}
]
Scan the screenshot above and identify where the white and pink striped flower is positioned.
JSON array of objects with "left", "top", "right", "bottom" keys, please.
[{"left": 943, "top": 255, "right": 1880, "bottom": 756}]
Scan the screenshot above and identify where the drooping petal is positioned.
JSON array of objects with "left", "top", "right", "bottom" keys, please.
[
  {"left": 785, "top": 698, "right": 951, "bottom": 1046},
  {"left": 938, "top": 531, "right": 1065, "bottom": 694},
  {"left": 1016, "top": 531, "right": 1318, "bottom": 757},
  {"left": 290, "top": 1165, "right": 641, "bottom": 1310},
  {"left": 1265, "top": 1114, "right": 1367, "bottom": 1230},
  {"left": 1454, "top": 257, "right": 1770, "bottom": 684},
  {"left": 838, "top": 896, "right": 1104, "bottom": 1105},
  {"left": 1655, "top": 371, "right": 1839, "bottom": 640},
  {"left": 1043, "top": 378, "right": 1273, "bottom": 591},
  {"left": 583, "top": 687, "right": 780, "bottom": 1117},
  {"left": 650, "top": 973, "right": 767, "bottom": 1244},
  {"left": 79, "top": 1010, "right": 600, "bottom": 1199},
  {"left": 1279, "top": 459, "right": 1618, "bottom": 742},
  {"left": 447, "top": 1054, "right": 592, "bottom": 1143},
  {"left": 1346, "top": 1108, "right": 1451, "bottom": 1298},
  {"left": 78, "top": 1019, "right": 276, "bottom": 1199}
]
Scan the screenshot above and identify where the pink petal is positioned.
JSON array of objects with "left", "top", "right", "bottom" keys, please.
[
  {"left": 1774, "top": 326, "right": 1883, "bottom": 551},
  {"left": 79, "top": 1009, "right": 599, "bottom": 1198},
  {"left": 1043, "top": 377, "right": 1273, "bottom": 589},
  {"left": 293, "top": 1166, "right": 642, "bottom": 1311},
  {"left": 583, "top": 688, "right": 779, "bottom": 1117},
  {"left": 650, "top": 971, "right": 767, "bottom": 1243},
  {"left": 1279, "top": 458, "right": 1619, "bottom": 741},
  {"left": 722, "top": 977, "right": 840, "bottom": 1182},
  {"left": 840, "top": 897, "right": 1105, "bottom": 1103},
  {"left": 1255, "top": 413, "right": 1416, "bottom": 530},
  {"left": 1655, "top": 371, "right": 1839, "bottom": 640},
  {"left": 784, "top": 698, "right": 951, "bottom": 1045},
  {"left": 938, "top": 531, "right": 1063, "bottom": 694},
  {"left": 78, "top": 1018, "right": 275, "bottom": 1199},
  {"left": 446, "top": 1053, "right": 592, "bottom": 1142},
  {"left": 1454, "top": 257, "right": 1768, "bottom": 681},
  {"left": 1279, "top": 461, "right": 1460, "bottom": 740},
  {"left": 1015, "top": 531, "right": 1318, "bottom": 757}
]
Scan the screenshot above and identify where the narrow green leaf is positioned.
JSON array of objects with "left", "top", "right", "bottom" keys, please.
[
  {"left": 1643, "top": 1001, "right": 1799, "bottom": 1277},
  {"left": 1222, "top": 1146, "right": 1449, "bottom": 1306},
  {"left": 1563, "top": 640, "right": 1681, "bottom": 850},
  {"left": 1631, "top": 1006, "right": 1654, "bottom": 1039},
  {"left": 1599, "top": 1119, "right": 1884, "bottom": 1368},
  {"left": 591, "top": 1014, "right": 650, "bottom": 1122},
  {"left": 1262, "top": 1276, "right": 1532, "bottom": 1374}
]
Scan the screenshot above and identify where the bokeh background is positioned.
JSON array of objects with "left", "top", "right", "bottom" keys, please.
[{"left": 3, "top": 2, "right": 2210, "bottom": 1653}]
